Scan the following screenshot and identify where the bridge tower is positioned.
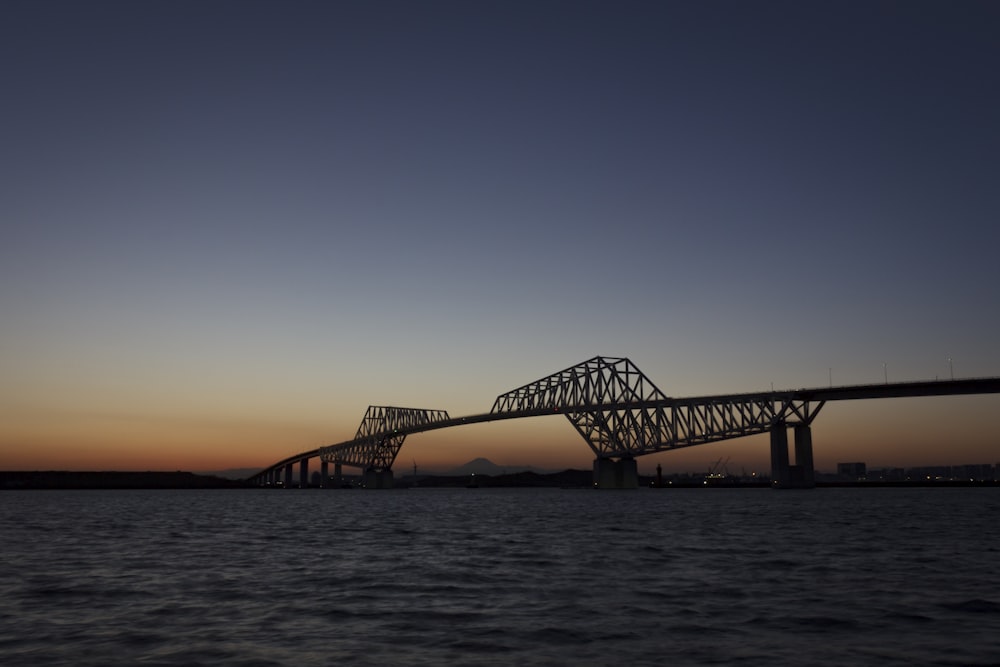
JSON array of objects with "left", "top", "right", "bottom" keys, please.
[
  {"left": 318, "top": 406, "right": 450, "bottom": 489},
  {"left": 492, "top": 356, "right": 668, "bottom": 488},
  {"left": 491, "top": 355, "right": 830, "bottom": 488}
]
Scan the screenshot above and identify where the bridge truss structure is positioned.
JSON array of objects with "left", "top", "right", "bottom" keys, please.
[
  {"left": 248, "top": 355, "right": 1000, "bottom": 488},
  {"left": 490, "top": 356, "right": 825, "bottom": 459},
  {"left": 318, "top": 406, "right": 450, "bottom": 472}
]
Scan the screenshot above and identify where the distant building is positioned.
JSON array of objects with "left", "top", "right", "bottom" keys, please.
[
  {"left": 837, "top": 462, "right": 866, "bottom": 481},
  {"left": 825, "top": 463, "right": 997, "bottom": 484},
  {"left": 867, "top": 467, "right": 905, "bottom": 482},
  {"left": 955, "top": 464, "right": 994, "bottom": 481},
  {"left": 909, "top": 466, "right": 951, "bottom": 481}
]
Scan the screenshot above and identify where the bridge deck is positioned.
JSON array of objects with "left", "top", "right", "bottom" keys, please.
[{"left": 250, "top": 377, "right": 1000, "bottom": 482}]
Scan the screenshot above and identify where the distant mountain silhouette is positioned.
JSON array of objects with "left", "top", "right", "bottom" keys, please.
[{"left": 445, "top": 458, "right": 555, "bottom": 476}]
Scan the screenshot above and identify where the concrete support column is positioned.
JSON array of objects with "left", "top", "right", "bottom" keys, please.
[
  {"left": 771, "top": 422, "right": 816, "bottom": 489},
  {"left": 594, "top": 458, "right": 614, "bottom": 488},
  {"left": 299, "top": 459, "right": 309, "bottom": 489},
  {"left": 283, "top": 464, "right": 293, "bottom": 488},
  {"left": 321, "top": 460, "right": 329, "bottom": 488},
  {"left": 793, "top": 424, "right": 816, "bottom": 489},
  {"left": 593, "top": 457, "right": 638, "bottom": 489},
  {"left": 363, "top": 469, "right": 394, "bottom": 489},
  {"left": 620, "top": 457, "right": 638, "bottom": 489},
  {"left": 334, "top": 463, "right": 343, "bottom": 487},
  {"left": 770, "top": 424, "right": 791, "bottom": 489}
]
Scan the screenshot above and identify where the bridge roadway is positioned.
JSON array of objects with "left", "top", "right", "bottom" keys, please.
[{"left": 250, "top": 376, "right": 1000, "bottom": 489}]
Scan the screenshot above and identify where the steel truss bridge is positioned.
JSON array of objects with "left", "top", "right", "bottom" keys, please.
[{"left": 248, "top": 356, "right": 1000, "bottom": 489}]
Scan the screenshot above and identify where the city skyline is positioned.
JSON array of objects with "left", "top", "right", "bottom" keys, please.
[{"left": 2, "top": 1, "right": 999, "bottom": 475}]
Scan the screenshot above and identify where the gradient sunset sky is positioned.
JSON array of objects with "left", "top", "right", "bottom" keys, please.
[{"left": 2, "top": 0, "right": 999, "bottom": 475}]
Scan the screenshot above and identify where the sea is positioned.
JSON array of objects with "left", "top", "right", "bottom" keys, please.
[{"left": 2, "top": 487, "right": 998, "bottom": 666}]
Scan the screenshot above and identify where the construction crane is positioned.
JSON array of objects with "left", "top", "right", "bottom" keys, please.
[{"left": 707, "top": 456, "right": 731, "bottom": 478}]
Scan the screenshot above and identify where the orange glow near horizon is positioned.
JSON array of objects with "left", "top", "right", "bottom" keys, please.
[
  {"left": 3, "top": 1, "right": 1000, "bottom": 486},
  {"left": 2, "top": 394, "right": 998, "bottom": 474}
]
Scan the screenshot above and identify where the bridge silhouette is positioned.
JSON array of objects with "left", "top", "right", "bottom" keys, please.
[{"left": 249, "top": 356, "right": 1000, "bottom": 489}]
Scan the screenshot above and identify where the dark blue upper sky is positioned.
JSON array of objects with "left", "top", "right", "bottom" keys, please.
[{"left": 2, "top": 1, "right": 999, "bottom": 470}]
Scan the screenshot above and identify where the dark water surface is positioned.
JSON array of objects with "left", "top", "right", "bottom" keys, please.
[{"left": 2, "top": 487, "right": 999, "bottom": 666}]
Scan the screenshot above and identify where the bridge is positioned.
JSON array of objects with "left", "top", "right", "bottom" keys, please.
[{"left": 248, "top": 356, "right": 1000, "bottom": 489}]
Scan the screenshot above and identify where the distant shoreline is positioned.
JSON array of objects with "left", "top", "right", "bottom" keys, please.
[
  {"left": 2, "top": 469, "right": 997, "bottom": 490},
  {"left": 0, "top": 470, "right": 251, "bottom": 490}
]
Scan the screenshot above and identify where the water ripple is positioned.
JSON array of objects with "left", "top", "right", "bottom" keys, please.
[{"left": 2, "top": 488, "right": 999, "bottom": 665}]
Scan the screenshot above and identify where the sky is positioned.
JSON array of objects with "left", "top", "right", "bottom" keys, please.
[{"left": 2, "top": 0, "right": 999, "bottom": 475}]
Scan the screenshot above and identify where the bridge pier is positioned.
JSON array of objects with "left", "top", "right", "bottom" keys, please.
[
  {"left": 321, "top": 460, "right": 329, "bottom": 488},
  {"left": 770, "top": 422, "right": 815, "bottom": 489},
  {"left": 593, "top": 457, "right": 638, "bottom": 489},
  {"left": 284, "top": 463, "right": 293, "bottom": 488},
  {"left": 363, "top": 468, "right": 394, "bottom": 489},
  {"left": 770, "top": 426, "right": 790, "bottom": 488},
  {"left": 334, "top": 463, "right": 343, "bottom": 487},
  {"left": 299, "top": 459, "right": 309, "bottom": 488},
  {"left": 793, "top": 424, "right": 815, "bottom": 488}
]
